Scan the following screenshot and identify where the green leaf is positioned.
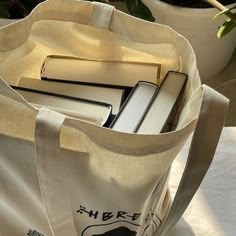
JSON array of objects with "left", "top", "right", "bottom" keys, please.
[
  {"left": 213, "top": 5, "right": 236, "bottom": 21},
  {"left": 0, "top": 1, "right": 10, "bottom": 18},
  {"left": 217, "top": 19, "right": 236, "bottom": 39},
  {"left": 124, "top": 0, "right": 155, "bottom": 22},
  {"left": 213, "top": 8, "right": 231, "bottom": 20}
]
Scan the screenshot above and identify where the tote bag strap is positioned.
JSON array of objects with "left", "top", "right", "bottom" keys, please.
[
  {"left": 157, "top": 85, "right": 229, "bottom": 236},
  {"left": 35, "top": 108, "right": 78, "bottom": 236}
]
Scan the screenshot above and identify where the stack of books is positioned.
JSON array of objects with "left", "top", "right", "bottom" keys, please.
[{"left": 12, "top": 56, "right": 187, "bottom": 134}]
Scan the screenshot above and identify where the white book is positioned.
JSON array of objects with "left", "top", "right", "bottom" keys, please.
[
  {"left": 110, "top": 81, "right": 158, "bottom": 132},
  {"left": 41, "top": 55, "right": 161, "bottom": 87},
  {"left": 137, "top": 71, "right": 187, "bottom": 134},
  {"left": 18, "top": 77, "right": 125, "bottom": 115},
  {"left": 110, "top": 71, "right": 187, "bottom": 134},
  {"left": 13, "top": 87, "right": 112, "bottom": 126}
]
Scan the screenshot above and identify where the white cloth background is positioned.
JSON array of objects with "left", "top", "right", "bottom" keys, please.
[{"left": 167, "top": 127, "right": 236, "bottom": 236}]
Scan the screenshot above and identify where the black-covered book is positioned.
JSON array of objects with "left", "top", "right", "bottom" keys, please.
[
  {"left": 12, "top": 86, "right": 112, "bottom": 126},
  {"left": 110, "top": 81, "right": 158, "bottom": 133},
  {"left": 18, "top": 77, "right": 125, "bottom": 115},
  {"left": 41, "top": 55, "right": 161, "bottom": 87},
  {"left": 110, "top": 71, "right": 187, "bottom": 134}
]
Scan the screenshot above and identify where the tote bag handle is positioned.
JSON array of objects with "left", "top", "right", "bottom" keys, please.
[
  {"left": 34, "top": 85, "right": 229, "bottom": 236},
  {"left": 157, "top": 85, "right": 229, "bottom": 236}
]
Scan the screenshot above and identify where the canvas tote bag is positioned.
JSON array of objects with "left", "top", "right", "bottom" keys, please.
[{"left": 0, "top": 0, "right": 229, "bottom": 236}]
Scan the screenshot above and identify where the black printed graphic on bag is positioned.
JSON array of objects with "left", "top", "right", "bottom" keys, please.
[
  {"left": 77, "top": 205, "right": 141, "bottom": 236},
  {"left": 27, "top": 229, "right": 44, "bottom": 236},
  {"left": 77, "top": 205, "right": 161, "bottom": 236}
]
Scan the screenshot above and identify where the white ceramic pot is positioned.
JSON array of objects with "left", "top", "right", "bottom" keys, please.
[
  {"left": 142, "top": 0, "right": 236, "bottom": 81},
  {"left": 0, "top": 18, "right": 17, "bottom": 28}
]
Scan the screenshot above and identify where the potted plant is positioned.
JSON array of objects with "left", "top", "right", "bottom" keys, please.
[
  {"left": 130, "top": 0, "right": 236, "bottom": 81},
  {"left": 0, "top": 0, "right": 44, "bottom": 27},
  {"left": 99, "top": 0, "right": 236, "bottom": 81}
]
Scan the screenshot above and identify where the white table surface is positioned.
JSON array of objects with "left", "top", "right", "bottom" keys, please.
[{"left": 164, "top": 127, "right": 236, "bottom": 236}]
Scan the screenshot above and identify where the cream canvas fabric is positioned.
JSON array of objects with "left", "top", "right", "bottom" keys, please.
[{"left": 0, "top": 1, "right": 229, "bottom": 236}]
